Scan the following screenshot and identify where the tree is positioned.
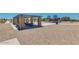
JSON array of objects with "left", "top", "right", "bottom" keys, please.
[
  {"left": 53, "top": 15, "right": 59, "bottom": 24},
  {"left": 47, "top": 15, "right": 51, "bottom": 19},
  {"left": 42, "top": 18, "right": 48, "bottom": 21},
  {"left": 53, "top": 15, "right": 58, "bottom": 18}
]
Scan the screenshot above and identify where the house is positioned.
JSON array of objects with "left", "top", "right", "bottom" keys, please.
[{"left": 13, "top": 14, "right": 42, "bottom": 30}]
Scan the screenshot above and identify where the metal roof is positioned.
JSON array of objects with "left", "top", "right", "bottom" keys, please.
[{"left": 16, "top": 14, "right": 42, "bottom": 17}]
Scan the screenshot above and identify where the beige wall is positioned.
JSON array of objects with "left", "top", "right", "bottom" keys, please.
[
  {"left": 13, "top": 17, "right": 18, "bottom": 25},
  {"left": 18, "top": 15, "right": 25, "bottom": 29}
]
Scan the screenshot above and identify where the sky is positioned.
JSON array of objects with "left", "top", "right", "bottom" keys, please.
[{"left": 0, "top": 13, "right": 79, "bottom": 20}]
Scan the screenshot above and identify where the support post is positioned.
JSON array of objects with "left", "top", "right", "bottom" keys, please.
[
  {"left": 38, "top": 17, "right": 42, "bottom": 27},
  {"left": 30, "top": 16, "right": 33, "bottom": 26}
]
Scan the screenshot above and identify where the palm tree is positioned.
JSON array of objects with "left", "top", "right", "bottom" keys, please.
[
  {"left": 53, "top": 15, "right": 59, "bottom": 24},
  {"left": 47, "top": 15, "right": 51, "bottom": 21},
  {"left": 53, "top": 15, "right": 58, "bottom": 19},
  {"left": 47, "top": 15, "right": 51, "bottom": 19}
]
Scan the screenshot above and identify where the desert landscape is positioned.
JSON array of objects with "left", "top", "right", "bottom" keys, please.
[
  {"left": 0, "top": 21, "right": 79, "bottom": 45},
  {"left": 0, "top": 13, "right": 79, "bottom": 45}
]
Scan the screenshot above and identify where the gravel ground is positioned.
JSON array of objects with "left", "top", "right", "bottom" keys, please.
[
  {"left": 17, "top": 25, "right": 79, "bottom": 45},
  {"left": 0, "top": 23, "right": 17, "bottom": 42},
  {"left": 1, "top": 23, "right": 79, "bottom": 45}
]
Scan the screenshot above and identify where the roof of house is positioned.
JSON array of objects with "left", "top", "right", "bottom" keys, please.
[{"left": 15, "top": 14, "right": 42, "bottom": 17}]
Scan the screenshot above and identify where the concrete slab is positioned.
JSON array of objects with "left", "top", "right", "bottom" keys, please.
[{"left": 0, "top": 38, "right": 20, "bottom": 45}]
